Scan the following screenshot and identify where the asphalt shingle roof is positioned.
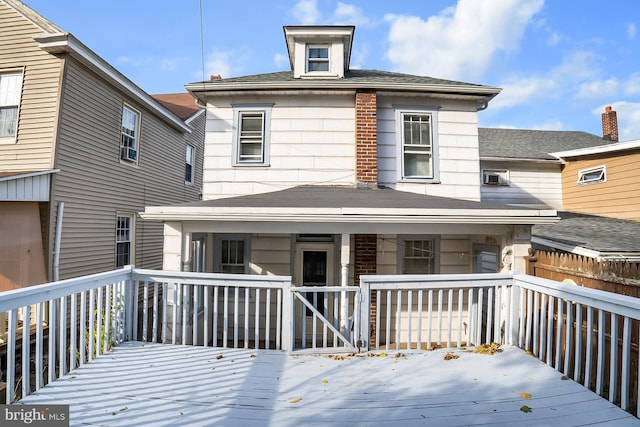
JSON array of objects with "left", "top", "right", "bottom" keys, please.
[
  {"left": 533, "top": 211, "right": 640, "bottom": 254},
  {"left": 479, "top": 128, "right": 611, "bottom": 160}
]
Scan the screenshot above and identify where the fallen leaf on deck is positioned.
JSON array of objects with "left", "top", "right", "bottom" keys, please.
[
  {"left": 394, "top": 353, "right": 405, "bottom": 358},
  {"left": 520, "top": 392, "right": 532, "bottom": 399},
  {"left": 216, "top": 354, "right": 223, "bottom": 359},
  {"left": 444, "top": 352, "right": 459, "bottom": 360},
  {"left": 250, "top": 354, "right": 257, "bottom": 358},
  {"left": 379, "top": 353, "right": 387, "bottom": 358},
  {"left": 290, "top": 397, "right": 302, "bottom": 404},
  {"left": 520, "top": 405, "right": 532, "bottom": 413},
  {"left": 119, "top": 407, "right": 128, "bottom": 412},
  {"left": 322, "top": 379, "right": 328, "bottom": 384},
  {"left": 471, "top": 343, "right": 503, "bottom": 355},
  {"left": 561, "top": 375, "right": 569, "bottom": 380}
]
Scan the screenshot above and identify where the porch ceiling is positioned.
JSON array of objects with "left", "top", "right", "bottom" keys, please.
[{"left": 142, "top": 186, "right": 558, "bottom": 233}]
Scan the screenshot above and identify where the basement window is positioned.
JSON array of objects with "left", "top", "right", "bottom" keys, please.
[{"left": 577, "top": 165, "right": 606, "bottom": 185}]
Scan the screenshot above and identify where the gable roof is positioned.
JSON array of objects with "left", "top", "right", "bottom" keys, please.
[
  {"left": 479, "top": 128, "right": 610, "bottom": 161},
  {"left": 532, "top": 211, "right": 640, "bottom": 260},
  {"left": 152, "top": 93, "right": 202, "bottom": 121}
]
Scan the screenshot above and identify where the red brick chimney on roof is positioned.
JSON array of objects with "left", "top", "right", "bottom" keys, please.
[{"left": 602, "top": 106, "right": 619, "bottom": 142}]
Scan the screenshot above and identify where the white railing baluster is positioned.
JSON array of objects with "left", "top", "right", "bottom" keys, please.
[
  {"left": 574, "top": 303, "right": 583, "bottom": 382},
  {"left": 457, "top": 289, "right": 463, "bottom": 347},
  {"left": 533, "top": 291, "right": 540, "bottom": 356},
  {"left": 385, "top": 289, "right": 391, "bottom": 351},
  {"left": 59, "top": 295, "right": 67, "bottom": 374},
  {"left": 234, "top": 286, "right": 239, "bottom": 348},
  {"left": 182, "top": 284, "right": 188, "bottom": 346},
  {"left": 621, "top": 316, "right": 631, "bottom": 410},
  {"left": 253, "top": 288, "right": 259, "bottom": 349},
  {"left": 193, "top": 284, "right": 200, "bottom": 346},
  {"left": 88, "top": 291, "right": 94, "bottom": 362},
  {"left": 396, "top": 290, "right": 402, "bottom": 350},
  {"left": 333, "top": 291, "right": 339, "bottom": 347},
  {"left": 540, "top": 294, "right": 547, "bottom": 361},
  {"left": 476, "top": 289, "right": 483, "bottom": 346},
  {"left": 213, "top": 286, "right": 219, "bottom": 347},
  {"left": 223, "top": 286, "right": 229, "bottom": 348},
  {"left": 80, "top": 291, "right": 86, "bottom": 366},
  {"left": 546, "top": 297, "right": 554, "bottom": 366},
  {"left": 407, "top": 290, "right": 413, "bottom": 349},
  {"left": 486, "top": 287, "right": 493, "bottom": 344},
  {"left": 585, "top": 306, "right": 593, "bottom": 388},
  {"left": 518, "top": 287, "right": 525, "bottom": 348},
  {"left": 322, "top": 291, "right": 328, "bottom": 348},
  {"left": 437, "top": 289, "right": 443, "bottom": 347},
  {"left": 446, "top": 289, "right": 452, "bottom": 348},
  {"left": 152, "top": 282, "right": 158, "bottom": 343},
  {"left": 104, "top": 285, "right": 111, "bottom": 354},
  {"left": 7, "top": 309, "right": 16, "bottom": 404},
  {"left": 35, "top": 302, "right": 43, "bottom": 390},
  {"left": 429, "top": 289, "right": 434, "bottom": 348},
  {"left": 70, "top": 294, "right": 77, "bottom": 371},
  {"left": 245, "top": 288, "right": 251, "bottom": 349},
  {"left": 564, "top": 300, "right": 572, "bottom": 375},
  {"left": 525, "top": 289, "right": 533, "bottom": 351},
  {"left": 171, "top": 284, "right": 178, "bottom": 345},
  {"left": 554, "top": 298, "right": 563, "bottom": 370},
  {"left": 21, "top": 305, "right": 30, "bottom": 400},
  {"left": 417, "top": 290, "right": 423, "bottom": 349},
  {"left": 596, "top": 309, "right": 605, "bottom": 395},
  {"left": 162, "top": 283, "right": 168, "bottom": 344},
  {"left": 468, "top": 288, "right": 473, "bottom": 347},
  {"left": 375, "top": 290, "right": 381, "bottom": 349},
  {"left": 204, "top": 286, "right": 209, "bottom": 347},
  {"left": 276, "top": 288, "right": 282, "bottom": 350},
  {"left": 132, "top": 282, "right": 139, "bottom": 342},
  {"left": 265, "top": 289, "right": 271, "bottom": 349},
  {"left": 609, "top": 313, "right": 618, "bottom": 403}
]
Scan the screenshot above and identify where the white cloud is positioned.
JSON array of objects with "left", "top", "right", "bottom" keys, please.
[
  {"left": 384, "top": 0, "right": 544, "bottom": 81},
  {"left": 273, "top": 53, "right": 289, "bottom": 70},
  {"left": 205, "top": 49, "right": 246, "bottom": 79},
  {"left": 624, "top": 73, "right": 640, "bottom": 95},
  {"left": 576, "top": 79, "right": 619, "bottom": 100},
  {"left": 490, "top": 76, "right": 558, "bottom": 109},
  {"left": 628, "top": 23, "right": 637, "bottom": 38},
  {"left": 160, "top": 57, "right": 188, "bottom": 72},
  {"left": 529, "top": 119, "right": 564, "bottom": 131},
  {"left": 330, "top": 2, "right": 370, "bottom": 26},
  {"left": 292, "top": 0, "right": 321, "bottom": 25}
]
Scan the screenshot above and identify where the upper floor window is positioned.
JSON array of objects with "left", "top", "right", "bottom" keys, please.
[
  {"left": 120, "top": 105, "right": 140, "bottom": 163},
  {"left": 185, "top": 144, "right": 194, "bottom": 183},
  {"left": 232, "top": 104, "right": 273, "bottom": 166},
  {"left": 0, "top": 71, "right": 23, "bottom": 140},
  {"left": 482, "top": 169, "right": 510, "bottom": 186},
  {"left": 577, "top": 165, "right": 606, "bottom": 185},
  {"left": 396, "top": 109, "right": 439, "bottom": 181},
  {"left": 116, "top": 213, "right": 134, "bottom": 268},
  {"left": 307, "top": 45, "right": 330, "bottom": 72}
]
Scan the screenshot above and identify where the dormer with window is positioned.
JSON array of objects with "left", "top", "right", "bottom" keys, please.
[{"left": 284, "top": 26, "right": 354, "bottom": 79}]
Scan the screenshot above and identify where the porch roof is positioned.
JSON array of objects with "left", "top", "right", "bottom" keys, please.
[{"left": 142, "top": 185, "right": 558, "bottom": 229}]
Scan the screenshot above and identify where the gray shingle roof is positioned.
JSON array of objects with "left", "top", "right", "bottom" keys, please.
[
  {"left": 479, "top": 128, "right": 611, "bottom": 160},
  {"left": 533, "top": 211, "right": 640, "bottom": 254},
  {"left": 189, "top": 69, "right": 495, "bottom": 89}
]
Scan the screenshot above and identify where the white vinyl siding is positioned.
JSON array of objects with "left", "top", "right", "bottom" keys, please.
[{"left": 0, "top": 71, "right": 22, "bottom": 139}]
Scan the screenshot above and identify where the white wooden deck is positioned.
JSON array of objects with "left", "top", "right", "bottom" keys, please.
[{"left": 17, "top": 342, "right": 639, "bottom": 427}]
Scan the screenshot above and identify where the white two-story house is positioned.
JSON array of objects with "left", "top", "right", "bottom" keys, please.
[{"left": 142, "top": 25, "right": 557, "bottom": 288}]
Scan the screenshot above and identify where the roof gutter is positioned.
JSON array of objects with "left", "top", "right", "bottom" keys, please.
[{"left": 34, "top": 32, "right": 191, "bottom": 133}]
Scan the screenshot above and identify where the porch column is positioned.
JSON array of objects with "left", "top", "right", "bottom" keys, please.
[
  {"left": 182, "top": 231, "right": 192, "bottom": 272},
  {"left": 340, "top": 233, "right": 350, "bottom": 336}
]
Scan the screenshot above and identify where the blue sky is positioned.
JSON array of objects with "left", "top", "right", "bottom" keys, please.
[{"left": 22, "top": 0, "right": 640, "bottom": 140}]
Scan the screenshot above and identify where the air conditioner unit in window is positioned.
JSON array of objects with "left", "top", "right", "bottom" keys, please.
[
  {"left": 484, "top": 174, "right": 500, "bottom": 185},
  {"left": 120, "top": 146, "right": 137, "bottom": 162}
]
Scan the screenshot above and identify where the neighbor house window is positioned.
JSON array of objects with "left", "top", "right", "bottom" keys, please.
[
  {"left": 577, "top": 165, "right": 606, "bottom": 185},
  {"left": 307, "top": 45, "right": 329, "bottom": 72},
  {"left": 116, "top": 214, "right": 134, "bottom": 267},
  {"left": 482, "top": 169, "right": 510, "bottom": 186},
  {"left": 399, "top": 236, "right": 438, "bottom": 274},
  {"left": 185, "top": 144, "right": 194, "bottom": 183},
  {"left": 120, "top": 105, "right": 140, "bottom": 163},
  {"left": 0, "top": 71, "right": 23, "bottom": 139},
  {"left": 214, "top": 235, "right": 251, "bottom": 274},
  {"left": 232, "top": 104, "right": 273, "bottom": 166},
  {"left": 396, "top": 108, "right": 439, "bottom": 181}
]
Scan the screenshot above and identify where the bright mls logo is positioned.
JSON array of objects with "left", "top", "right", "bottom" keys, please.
[{"left": 1, "top": 405, "right": 69, "bottom": 426}]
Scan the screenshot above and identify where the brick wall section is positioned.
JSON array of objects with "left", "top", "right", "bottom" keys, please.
[
  {"left": 602, "top": 106, "right": 619, "bottom": 142},
  {"left": 355, "top": 90, "right": 378, "bottom": 185},
  {"left": 354, "top": 234, "right": 377, "bottom": 341}
]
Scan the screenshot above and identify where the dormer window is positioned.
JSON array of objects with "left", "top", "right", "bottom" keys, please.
[{"left": 307, "top": 45, "right": 329, "bottom": 72}]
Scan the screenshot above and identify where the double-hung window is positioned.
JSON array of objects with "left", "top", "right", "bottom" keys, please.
[
  {"left": 399, "top": 236, "right": 439, "bottom": 274},
  {"left": 116, "top": 214, "right": 134, "bottom": 268},
  {"left": 396, "top": 108, "right": 439, "bottom": 181},
  {"left": 307, "top": 45, "right": 330, "bottom": 72},
  {"left": 120, "top": 105, "right": 140, "bottom": 163},
  {"left": 0, "top": 71, "right": 23, "bottom": 140},
  {"left": 185, "top": 144, "right": 194, "bottom": 183},
  {"left": 214, "top": 235, "right": 251, "bottom": 274},
  {"left": 232, "top": 104, "right": 273, "bottom": 166}
]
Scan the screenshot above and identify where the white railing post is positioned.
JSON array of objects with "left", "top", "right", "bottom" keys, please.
[
  {"left": 507, "top": 279, "right": 521, "bottom": 346},
  {"left": 358, "top": 279, "right": 370, "bottom": 351},
  {"left": 280, "top": 280, "right": 293, "bottom": 352}
]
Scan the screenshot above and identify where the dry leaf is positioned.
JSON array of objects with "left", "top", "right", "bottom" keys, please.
[
  {"left": 322, "top": 379, "right": 328, "bottom": 384},
  {"left": 561, "top": 375, "right": 569, "bottom": 380},
  {"left": 216, "top": 354, "right": 223, "bottom": 360},
  {"left": 379, "top": 353, "right": 387, "bottom": 358},
  {"left": 444, "top": 352, "right": 459, "bottom": 360},
  {"left": 290, "top": 397, "right": 302, "bottom": 404},
  {"left": 520, "top": 405, "right": 532, "bottom": 413},
  {"left": 250, "top": 354, "right": 257, "bottom": 358},
  {"left": 520, "top": 392, "right": 532, "bottom": 399}
]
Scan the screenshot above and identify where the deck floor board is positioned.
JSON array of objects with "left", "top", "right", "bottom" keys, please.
[{"left": 16, "top": 342, "right": 640, "bottom": 426}]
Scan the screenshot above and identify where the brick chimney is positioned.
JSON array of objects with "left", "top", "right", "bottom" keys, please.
[
  {"left": 602, "top": 106, "right": 618, "bottom": 142},
  {"left": 355, "top": 90, "right": 378, "bottom": 186}
]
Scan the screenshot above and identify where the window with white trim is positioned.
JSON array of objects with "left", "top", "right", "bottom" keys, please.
[
  {"left": 214, "top": 235, "right": 251, "bottom": 274},
  {"left": 398, "top": 236, "right": 439, "bottom": 274},
  {"left": 185, "top": 144, "right": 194, "bottom": 183},
  {"left": 482, "top": 169, "right": 509, "bottom": 186},
  {"left": 0, "top": 71, "right": 23, "bottom": 139},
  {"left": 306, "top": 45, "right": 330, "bottom": 72},
  {"left": 232, "top": 104, "right": 272, "bottom": 166},
  {"left": 116, "top": 214, "right": 134, "bottom": 268},
  {"left": 120, "top": 105, "right": 140, "bottom": 163},
  {"left": 577, "top": 165, "right": 606, "bottom": 185},
  {"left": 396, "top": 108, "right": 439, "bottom": 181}
]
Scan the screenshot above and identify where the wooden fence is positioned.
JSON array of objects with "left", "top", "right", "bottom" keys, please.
[{"left": 526, "top": 249, "right": 640, "bottom": 297}]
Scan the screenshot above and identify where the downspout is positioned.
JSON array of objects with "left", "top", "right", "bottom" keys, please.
[{"left": 53, "top": 201, "right": 64, "bottom": 281}]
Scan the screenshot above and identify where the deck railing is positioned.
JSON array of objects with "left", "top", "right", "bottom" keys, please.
[{"left": 1, "top": 268, "right": 639, "bottom": 417}]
